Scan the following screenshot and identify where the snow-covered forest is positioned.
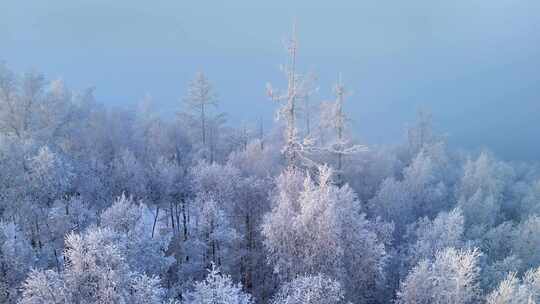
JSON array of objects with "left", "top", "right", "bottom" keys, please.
[{"left": 1, "top": 29, "right": 540, "bottom": 304}]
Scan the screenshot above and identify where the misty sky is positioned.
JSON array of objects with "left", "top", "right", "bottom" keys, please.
[{"left": 1, "top": 0, "right": 539, "bottom": 160}]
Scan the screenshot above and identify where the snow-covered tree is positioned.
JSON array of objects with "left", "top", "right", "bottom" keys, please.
[
  {"left": 226, "top": 152, "right": 279, "bottom": 297},
  {"left": 319, "top": 75, "right": 367, "bottom": 184},
  {"left": 0, "top": 221, "right": 35, "bottom": 303},
  {"left": 266, "top": 24, "right": 318, "bottom": 167},
  {"left": 263, "top": 165, "right": 389, "bottom": 302},
  {"left": 397, "top": 247, "right": 482, "bottom": 304},
  {"left": 0, "top": 67, "right": 45, "bottom": 139},
  {"left": 261, "top": 166, "right": 304, "bottom": 278},
  {"left": 19, "top": 269, "right": 67, "bottom": 304},
  {"left": 297, "top": 71, "right": 318, "bottom": 138},
  {"left": 130, "top": 274, "right": 167, "bottom": 304},
  {"left": 481, "top": 255, "right": 523, "bottom": 292},
  {"left": 518, "top": 179, "right": 540, "bottom": 220},
  {"left": 27, "top": 146, "right": 74, "bottom": 206},
  {"left": 369, "top": 150, "right": 448, "bottom": 237},
  {"left": 38, "top": 78, "right": 77, "bottom": 144},
  {"left": 406, "top": 109, "right": 437, "bottom": 158},
  {"left": 228, "top": 139, "right": 282, "bottom": 178},
  {"left": 197, "top": 199, "right": 238, "bottom": 270},
  {"left": 181, "top": 72, "right": 219, "bottom": 149},
  {"left": 512, "top": 214, "right": 540, "bottom": 270},
  {"left": 486, "top": 267, "right": 540, "bottom": 304},
  {"left": 189, "top": 161, "right": 241, "bottom": 206},
  {"left": 44, "top": 196, "right": 96, "bottom": 272},
  {"left": 101, "top": 194, "right": 174, "bottom": 277},
  {"left": 19, "top": 226, "right": 166, "bottom": 304},
  {"left": 405, "top": 208, "right": 465, "bottom": 268},
  {"left": 481, "top": 221, "right": 516, "bottom": 262},
  {"left": 182, "top": 264, "right": 252, "bottom": 304},
  {"left": 166, "top": 162, "right": 243, "bottom": 291},
  {"left": 271, "top": 274, "right": 346, "bottom": 304},
  {"left": 456, "top": 152, "right": 514, "bottom": 230},
  {"left": 62, "top": 227, "right": 137, "bottom": 303},
  {"left": 0, "top": 63, "right": 20, "bottom": 137},
  {"left": 111, "top": 149, "right": 147, "bottom": 199},
  {"left": 171, "top": 196, "right": 239, "bottom": 292}
]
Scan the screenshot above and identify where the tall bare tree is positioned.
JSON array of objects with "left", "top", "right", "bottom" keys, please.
[
  {"left": 183, "top": 72, "right": 217, "bottom": 147},
  {"left": 321, "top": 74, "right": 367, "bottom": 183},
  {"left": 266, "top": 24, "right": 317, "bottom": 168}
]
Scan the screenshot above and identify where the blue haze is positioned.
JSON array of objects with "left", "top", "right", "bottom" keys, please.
[{"left": 1, "top": 0, "right": 539, "bottom": 160}]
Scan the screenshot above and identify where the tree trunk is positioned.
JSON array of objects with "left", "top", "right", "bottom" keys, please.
[{"left": 151, "top": 206, "right": 160, "bottom": 238}]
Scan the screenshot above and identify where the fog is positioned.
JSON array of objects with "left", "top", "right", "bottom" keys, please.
[{"left": 2, "top": 0, "right": 539, "bottom": 160}]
